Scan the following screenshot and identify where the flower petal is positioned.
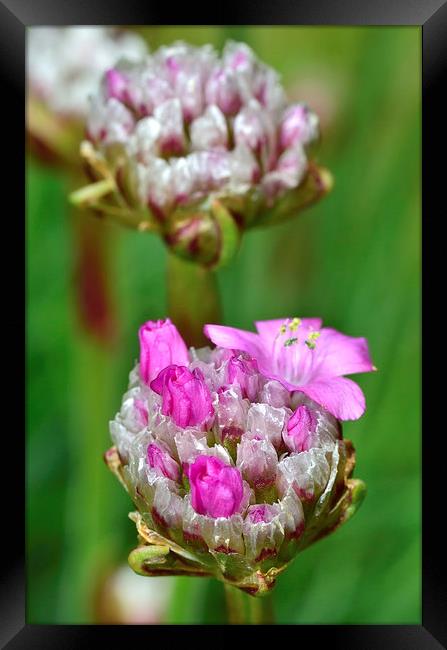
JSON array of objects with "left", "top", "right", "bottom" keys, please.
[
  {"left": 203, "top": 324, "right": 265, "bottom": 359},
  {"left": 296, "top": 376, "right": 366, "bottom": 421},
  {"left": 312, "top": 328, "right": 375, "bottom": 379}
]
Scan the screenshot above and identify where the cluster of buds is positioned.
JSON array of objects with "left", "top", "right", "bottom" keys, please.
[
  {"left": 105, "top": 317, "right": 374, "bottom": 595},
  {"left": 73, "top": 41, "right": 332, "bottom": 268},
  {"left": 27, "top": 27, "right": 148, "bottom": 166}
]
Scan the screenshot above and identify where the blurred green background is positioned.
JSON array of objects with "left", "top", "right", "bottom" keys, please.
[{"left": 27, "top": 26, "right": 420, "bottom": 624}]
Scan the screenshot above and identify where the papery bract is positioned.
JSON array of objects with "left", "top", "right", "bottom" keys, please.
[{"left": 236, "top": 437, "right": 278, "bottom": 489}]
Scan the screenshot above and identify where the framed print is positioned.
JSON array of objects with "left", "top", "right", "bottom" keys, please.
[{"left": 3, "top": 0, "right": 444, "bottom": 646}]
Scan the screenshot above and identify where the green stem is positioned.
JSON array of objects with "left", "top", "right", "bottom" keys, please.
[
  {"left": 167, "top": 252, "right": 222, "bottom": 347},
  {"left": 224, "top": 584, "right": 275, "bottom": 625},
  {"left": 57, "top": 175, "right": 123, "bottom": 622}
]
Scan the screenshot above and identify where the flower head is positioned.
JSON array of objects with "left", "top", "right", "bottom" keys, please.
[
  {"left": 106, "top": 317, "right": 369, "bottom": 595},
  {"left": 204, "top": 317, "right": 375, "bottom": 420},
  {"left": 27, "top": 27, "right": 148, "bottom": 165},
  {"left": 73, "top": 41, "right": 332, "bottom": 268}
]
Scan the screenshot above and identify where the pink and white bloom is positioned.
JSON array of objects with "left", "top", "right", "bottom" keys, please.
[
  {"left": 150, "top": 365, "right": 214, "bottom": 429},
  {"left": 86, "top": 41, "right": 320, "bottom": 218},
  {"left": 204, "top": 318, "right": 375, "bottom": 420},
  {"left": 27, "top": 27, "right": 148, "bottom": 119},
  {"left": 107, "top": 317, "right": 370, "bottom": 593},
  {"left": 139, "top": 318, "right": 189, "bottom": 385}
]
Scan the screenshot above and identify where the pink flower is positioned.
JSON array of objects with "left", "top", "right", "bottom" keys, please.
[
  {"left": 204, "top": 318, "right": 375, "bottom": 420},
  {"left": 279, "top": 103, "right": 319, "bottom": 149},
  {"left": 205, "top": 67, "right": 242, "bottom": 115},
  {"left": 147, "top": 442, "right": 180, "bottom": 482},
  {"left": 150, "top": 365, "right": 213, "bottom": 429},
  {"left": 188, "top": 455, "right": 244, "bottom": 518},
  {"left": 139, "top": 318, "right": 189, "bottom": 385},
  {"left": 225, "top": 352, "right": 259, "bottom": 401},
  {"left": 105, "top": 68, "right": 129, "bottom": 103},
  {"left": 283, "top": 405, "right": 317, "bottom": 452}
]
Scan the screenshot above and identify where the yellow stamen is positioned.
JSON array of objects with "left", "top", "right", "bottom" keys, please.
[
  {"left": 304, "top": 330, "right": 321, "bottom": 350},
  {"left": 289, "top": 317, "right": 301, "bottom": 332}
]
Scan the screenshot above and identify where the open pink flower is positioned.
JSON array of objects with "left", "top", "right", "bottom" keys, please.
[
  {"left": 188, "top": 455, "right": 244, "bottom": 518},
  {"left": 139, "top": 318, "right": 189, "bottom": 385},
  {"left": 150, "top": 365, "right": 213, "bottom": 428},
  {"left": 204, "top": 318, "right": 375, "bottom": 420}
]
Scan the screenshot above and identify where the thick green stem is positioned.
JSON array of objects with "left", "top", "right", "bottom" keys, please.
[
  {"left": 167, "top": 252, "right": 222, "bottom": 347},
  {"left": 224, "top": 584, "right": 275, "bottom": 625}
]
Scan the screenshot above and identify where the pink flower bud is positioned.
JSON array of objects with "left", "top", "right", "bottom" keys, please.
[
  {"left": 139, "top": 318, "right": 189, "bottom": 385},
  {"left": 87, "top": 97, "right": 135, "bottom": 145},
  {"left": 153, "top": 99, "right": 186, "bottom": 156},
  {"left": 147, "top": 442, "right": 180, "bottom": 482},
  {"left": 205, "top": 67, "right": 242, "bottom": 115},
  {"left": 226, "top": 352, "right": 259, "bottom": 401},
  {"left": 279, "top": 103, "right": 319, "bottom": 149},
  {"left": 150, "top": 366, "right": 214, "bottom": 429},
  {"left": 246, "top": 503, "right": 277, "bottom": 524},
  {"left": 261, "top": 146, "right": 307, "bottom": 202},
  {"left": 188, "top": 455, "right": 244, "bottom": 518},
  {"left": 233, "top": 103, "right": 269, "bottom": 155},
  {"left": 283, "top": 405, "right": 317, "bottom": 452},
  {"left": 190, "top": 105, "right": 228, "bottom": 151},
  {"left": 105, "top": 68, "right": 128, "bottom": 102},
  {"left": 236, "top": 437, "right": 278, "bottom": 489},
  {"left": 214, "top": 387, "right": 249, "bottom": 444},
  {"left": 134, "top": 399, "right": 149, "bottom": 427},
  {"left": 223, "top": 41, "right": 256, "bottom": 74}
]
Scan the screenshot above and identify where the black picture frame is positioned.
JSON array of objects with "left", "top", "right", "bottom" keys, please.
[{"left": 6, "top": 0, "right": 444, "bottom": 646}]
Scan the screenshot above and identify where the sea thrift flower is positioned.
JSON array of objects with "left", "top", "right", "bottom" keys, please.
[
  {"left": 73, "top": 41, "right": 332, "bottom": 268},
  {"left": 150, "top": 365, "right": 214, "bottom": 429},
  {"left": 139, "top": 318, "right": 189, "bottom": 385},
  {"left": 106, "top": 316, "right": 370, "bottom": 595},
  {"left": 204, "top": 317, "right": 375, "bottom": 420},
  {"left": 27, "top": 27, "right": 147, "bottom": 164}
]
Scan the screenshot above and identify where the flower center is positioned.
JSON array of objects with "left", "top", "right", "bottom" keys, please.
[{"left": 272, "top": 318, "right": 321, "bottom": 385}]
